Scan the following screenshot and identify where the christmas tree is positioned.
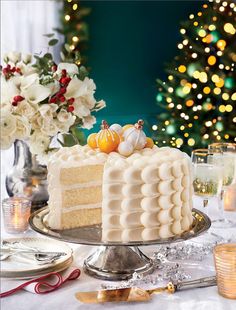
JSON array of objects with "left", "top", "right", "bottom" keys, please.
[
  {"left": 55, "top": 0, "right": 90, "bottom": 66},
  {"left": 153, "top": 0, "right": 236, "bottom": 154}
]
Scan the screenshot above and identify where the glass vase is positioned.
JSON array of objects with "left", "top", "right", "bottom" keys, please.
[{"left": 5, "top": 140, "right": 49, "bottom": 213}]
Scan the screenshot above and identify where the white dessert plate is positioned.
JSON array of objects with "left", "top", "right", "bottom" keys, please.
[{"left": 1, "top": 237, "right": 73, "bottom": 279}]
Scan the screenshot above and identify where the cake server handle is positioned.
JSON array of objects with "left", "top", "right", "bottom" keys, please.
[{"left": 174, "top": 276, "right": 217, "bottom": 292}]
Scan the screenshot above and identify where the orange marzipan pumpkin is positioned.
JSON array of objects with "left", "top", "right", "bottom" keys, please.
[
  {"left": 87, "top": 133, "right": 97, "bottom": 149},
  {"left": 97, "top": 120, "right": 120, "bottom": 153}
]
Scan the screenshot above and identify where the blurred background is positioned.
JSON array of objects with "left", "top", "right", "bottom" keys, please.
[
  {"left": 1, "top": 0, "right": 201, "bottom": 128},
  {"left": 1, "top": 0, "right": 235, "bottom": 198}
]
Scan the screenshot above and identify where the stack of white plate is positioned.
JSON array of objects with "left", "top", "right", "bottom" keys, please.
[{"left": 1, "top": 237, "right": 73, "bottom": 279}]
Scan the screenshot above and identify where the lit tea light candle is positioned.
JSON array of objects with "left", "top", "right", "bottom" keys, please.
[
  {"left": 2, "top": 197, "right": 31, "bottom": 234},
  {"left": 224, "top": 185, "right": 236, "bottom": 211}
]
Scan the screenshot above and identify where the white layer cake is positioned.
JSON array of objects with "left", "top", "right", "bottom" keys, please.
[{"left": 47, "top": 145, "right": 193, "bottom": 242}]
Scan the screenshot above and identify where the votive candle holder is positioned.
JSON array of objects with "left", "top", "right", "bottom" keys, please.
[
  {"left": 214, "top": 243, "right": 236, "bottom": 299},
  {"left": 2, "top": 197, "right": 31, "bottom": 234}
]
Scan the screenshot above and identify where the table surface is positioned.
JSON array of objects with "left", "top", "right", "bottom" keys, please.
[{"left": 1, "top": 197, "right": 236, "bottom": 310}]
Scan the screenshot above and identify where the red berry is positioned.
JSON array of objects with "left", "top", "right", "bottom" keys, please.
[
  {"left": 61, "top": 69, "right": 67, "bottom": 77},
  {"left": 13, "top": 95, "right": 24, "bottom": 102},
  {"left": 59, "top": 87, "right": 66, "bottom": 95},
  {"left": 49, "top": 96, "right": 57, "bottom": 103},
  {"left": 7, "top": 64, "right": 11, "bottom": 69},
  {"left": 11, "top": 67, "right": 16, "bottom": 73},
  {"left": 2, "top": 68, "right": 9, "bottom": 75},
  {"left": 15, "top": 67, "right": 21, "bottom": 74},
  {"left": 59, "top": 95, "right": 65, "bottom": 102},
  {"left": 60, "top": 77, "right": 71, "bottom": 85},
  {"left": 67, "top": 98, "right": 75, "bottom": 105},
  {"left": 12, "top": 101, "right": 18, "bottom": 106},
  {"left": 67, "top": 105, "right": 74, "bottom": 112},
  {"left": 51, "top": 65, "right": 57, "bottom": 72}
]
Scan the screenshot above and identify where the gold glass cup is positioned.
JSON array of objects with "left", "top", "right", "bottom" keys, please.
[{"left": 214, "top": 243, "right": 236, "bottom": 299}]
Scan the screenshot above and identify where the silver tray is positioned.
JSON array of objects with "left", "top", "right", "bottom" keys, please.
[
  {"left": 29, "top": 208, "right": 210, "bottom": 246},
  {"left": 29, "top": 208, "right": 211, "bottom": 281}
]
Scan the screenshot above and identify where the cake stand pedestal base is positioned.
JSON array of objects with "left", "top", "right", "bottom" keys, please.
[
  {"left": 29, "top": 208, "right": 211, "bottom": 281},
  {"left": 83, "top": 246, "right": 157, "bottom": 281}
]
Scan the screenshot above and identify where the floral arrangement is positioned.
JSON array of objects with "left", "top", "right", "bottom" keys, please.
[{"left": 0, "top": 51, "right": 105, "bottom": 158}]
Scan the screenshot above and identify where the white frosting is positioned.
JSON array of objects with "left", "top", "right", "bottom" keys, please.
[
  {"left": 102, "top": 146, "right": 193, "bottom": 241},
  {"left": 47, "top": 145, "right": 193, "bottom": 242}
]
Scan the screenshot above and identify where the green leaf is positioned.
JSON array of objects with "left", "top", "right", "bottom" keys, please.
[
  {"left": 48, "top": 39, "right": 59, "bottom": 46},
  {"left": 52, "top": 27, "right": 64, "bottom": 34},
  {"left": 71, "top": 127, "right": 86, "bottom": 145},
  {"left": 43, "top": 33, "right": 55, "bottom": 38},
  {"left": 61, "top": 133, "right": 78, "bottom": 147},
  {"left": 43, "top": 53, "right": 53, "bottom": 60}
]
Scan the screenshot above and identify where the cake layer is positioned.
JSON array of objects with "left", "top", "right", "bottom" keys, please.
[
  {"left": 62, "top": 186, "right": 102, "bottom": 208},
  {"left": 61, "top": 208, "right": 101, "bottom": 229},
  {"left": 60, "top": 165, "right": 104, "bottom": 185}
]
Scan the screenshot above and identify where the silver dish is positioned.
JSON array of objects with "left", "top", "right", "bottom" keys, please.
[{"left": 29, "top": 208, "right": 211, "bottom": 281}]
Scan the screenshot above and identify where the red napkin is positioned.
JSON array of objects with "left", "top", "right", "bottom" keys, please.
[{"left": 0, "top": 268, "right": 80, "bottom": 298}]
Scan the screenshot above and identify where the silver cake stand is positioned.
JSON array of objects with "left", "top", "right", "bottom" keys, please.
[{"left": 29, "top": 208, "right": 210, "bottom": 281}]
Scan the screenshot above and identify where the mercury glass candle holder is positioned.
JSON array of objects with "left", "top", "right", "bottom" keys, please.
[
  {"left": 214, "top": 243, "right": 236, "bottom": 299},
  {"left": 2, "top": 197, "right": 31, "bottom": 234}
]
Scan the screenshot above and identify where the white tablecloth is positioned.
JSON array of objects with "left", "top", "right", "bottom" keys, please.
[{"left": 1, "top": 198, "right": 236, "bottom": 310}]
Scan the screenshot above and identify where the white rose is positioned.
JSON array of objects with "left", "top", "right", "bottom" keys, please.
[
  {"left": 95, "top": 100, "right": 106, "bottom": 111},
  {"left": 0, "top": 110, "right": 17, "bottom": 136},
  {"left": 41, "top": 117, "right": 59, "bottom": 136},
  {"left": 56, "top": 110, "right": 76, "bottom": 133},
  {"left": 31, "top": 112, "right": 44, "bottom": 130},
  {"left": 29, "top": 131, "right": 50, "bottom": 155},
  {"left": 22, "top": 83, "right": 51, "bottom": 105},
  {"left": 15, "top": 115, "right": 31, "bottom": 140},
  {"left": 57, "top": 109, "right": 72, "bottom": 122},
  {"left": 57, "top": 63, "right": 79, "bottom": 76},
  {"left": 15, "top": 100, "right": 37, "bottom": 118},
  {"left": 39, "top": 104, "right": 58, "bottom": 117},
  {"left": 22, "top": 54, "right": 32, "bottom": 64},
  {"left": 7, "top": 51, "right": 21, "bottom": 64},
  {"left": 82, "top": 115, "right": 96, "bottom": 130},
  {"left": 0, "top": 134, "right": 15, "bottom": 150}
]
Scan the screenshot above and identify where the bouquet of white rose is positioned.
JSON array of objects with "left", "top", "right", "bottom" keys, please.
[{"left": 0, "top": 51, "right": 105, "bottom": 158}]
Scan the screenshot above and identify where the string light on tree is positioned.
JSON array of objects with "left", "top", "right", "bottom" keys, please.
[
  {"left": 153, "top": 0, "right": 236, "bottom": 153},
  {"left": 61, "top": 0, "right": 90, "bottom": 66}
]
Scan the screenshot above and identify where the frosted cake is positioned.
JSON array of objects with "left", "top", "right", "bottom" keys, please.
[{"left": 47, "top": 144, "right": 193, "bottom": 242}]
